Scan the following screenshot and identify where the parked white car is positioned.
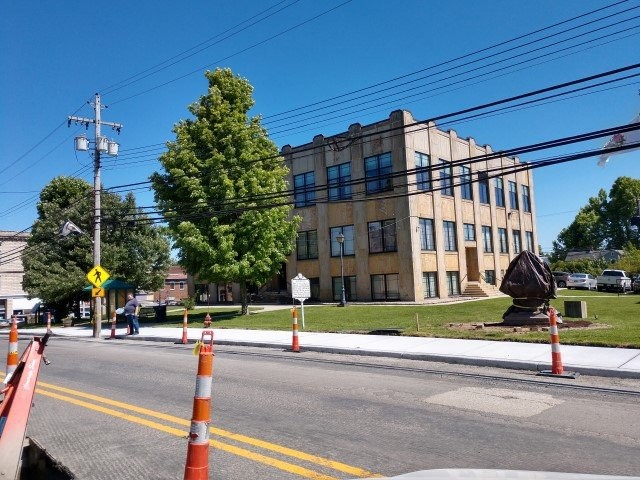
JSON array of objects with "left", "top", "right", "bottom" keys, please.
[{"left": 566, "top": 273, "right": 597, "bottom": 290}]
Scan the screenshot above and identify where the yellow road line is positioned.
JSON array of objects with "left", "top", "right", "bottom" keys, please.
[
  {"left": 34, "top": 381, "right": 379, "bottom": 478},
  {"left": 36, "top": 388, "right": 338, "bottom": 480}
]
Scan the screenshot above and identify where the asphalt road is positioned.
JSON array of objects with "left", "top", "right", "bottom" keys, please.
[{"left": 19, "top": 337, "right": 640, "bottom": 479}]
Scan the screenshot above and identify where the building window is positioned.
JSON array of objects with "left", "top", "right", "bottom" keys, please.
[
  {"left": 170, "top": 282, "right": 175, "bottom": 290},
  {"left": 498, "top": 228, "right": 508, "bottom": 253},
  {"left": 509, "top": 181, "right": 519, "bottom": 210},
  {"left": 522, "top": 185, "right": 531, "bottom": 213},
  {"left": 294, "top": 171, "right": 316, "bottom": 207},
  {"left": 419, "top": 218, "right": 435, "bottom": 251},
  {"left": 330, "top": 225, "right": 355, "bottom": 256},
  {"left": 327, "top": 162, "right": 352, "bottom": 201},
  {"left": 332, "top": 276, "right": 357, "bottom": 301},
  {"left": 422, "top": 272, "right": 438, "bottom": 298},
  {"left": 415, "top": 152, "right": 431, "bottom": 191},
  {"left": 368, "top": 220, "right": 397, "bottom": 253},
  {"left": 296, "top": 230, "right": 318, "bottom": 260},
  {"left": 495, "top": 178, "right": 505, "bottom": 207},
  {"left": 482, "top": 225, "right": 493, "bottom": 253},
  {"left": 463, "top": 223, "right": 475, "bottom": 241},
  {"left": 485, "top": 270, "right": 496, "bottom": 285},
  {"left": 365, "top": 152, "right": 393, "bottom": 194},
  {"left": 443, "top": 221, "right": 457, "bottom": 251},
  {"left": 460, "top": 165, "right": 472, "bottom": 200},
  {"left": 446, "top": 272, "right": 460, "bottom": 296},
  {"left": 513, "top": 229, "right": 522, "bottom": 254},
  {"left": 371, "top": 274, "right": 400, "bottom": 300},
  {"left": 179, "top": 282, "right": 185, "bottom": 290},
  {"left": 478, "top": 171, "right": 490, "bottom": 204},
  {"left": 440, "top": 159, "right": 453, "bottom": 196},
  {"left": 525, "top": 231, "right": 535, "bottom": 252},
  {"left": 309, "top": 278, "right": 320, "bottom": 300}
]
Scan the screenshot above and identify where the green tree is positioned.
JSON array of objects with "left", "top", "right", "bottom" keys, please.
[
  {"left": 551, "top": 178, "right": 640, "bottom": 261},
  {"left": 613, "top": 243, "right": 640, "bottom": 275},
  {"left": 151, "top": 68, "right": 300, "bottom": 315},
  {"left": 604, "top": 177, "right": 640, "bottom": 248},
  {"left": 22, "top": 176, "right": 171, "bottom": 319},
  {"left": 551, "top": 190, "right": 607, "bottom": 261}
]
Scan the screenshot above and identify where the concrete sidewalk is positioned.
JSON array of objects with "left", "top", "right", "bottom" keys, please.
[{"left": 8, "top": 323, "right": 640, "bottom": 379}]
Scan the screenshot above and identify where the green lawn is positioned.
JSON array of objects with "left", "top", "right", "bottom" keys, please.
[{"left": 151, "top": 290, "right": 640, "bottom": 348}]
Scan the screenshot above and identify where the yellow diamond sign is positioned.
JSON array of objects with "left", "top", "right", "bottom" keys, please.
[
  {"left": 92, "top": 287, "right": 106, "bottom": 298},
  {"left": 87, "top": 265, "right": 110, "bottom": 288}
]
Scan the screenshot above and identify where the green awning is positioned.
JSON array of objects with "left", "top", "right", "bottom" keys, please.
[{"left": 83, "top": 279, "right": 134, "bottom": 291}]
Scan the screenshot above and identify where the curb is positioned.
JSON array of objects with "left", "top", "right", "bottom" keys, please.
[{"left": 5, "top": 330, "right": 640, "bottom": 380}]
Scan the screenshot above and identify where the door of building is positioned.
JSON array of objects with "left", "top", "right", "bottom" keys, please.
[{"left": 465, "top": 247, "right": 480, "bottom": 281}]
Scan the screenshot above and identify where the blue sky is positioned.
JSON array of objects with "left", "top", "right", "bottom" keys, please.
[{"left": 1, "top": 0, "right": 640, "bottom": 253}]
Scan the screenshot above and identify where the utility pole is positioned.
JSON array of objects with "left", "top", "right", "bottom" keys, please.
[{"left": 68, "top": 93, "right": 122, "bottom": 338}]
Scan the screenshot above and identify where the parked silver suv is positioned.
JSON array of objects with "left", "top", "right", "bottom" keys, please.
[{"left": 552, "top": 271, "right": 570, "bottom": 288}]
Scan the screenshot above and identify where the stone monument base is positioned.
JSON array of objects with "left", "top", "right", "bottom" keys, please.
[{"left": 500, "top": 310, "right": 550, "bottom": 326}]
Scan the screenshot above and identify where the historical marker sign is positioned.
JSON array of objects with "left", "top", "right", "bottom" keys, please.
[{"left": 291, "top": 273, "right": 310, "bottom": 301}]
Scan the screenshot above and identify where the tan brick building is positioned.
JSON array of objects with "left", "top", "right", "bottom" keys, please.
[{"left": 282, "top": 110, "right": 537, "bottom": 302}]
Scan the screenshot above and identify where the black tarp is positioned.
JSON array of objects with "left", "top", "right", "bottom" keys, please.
[{"left": 499, "top": 251, "right": 556, "bottom": 300}]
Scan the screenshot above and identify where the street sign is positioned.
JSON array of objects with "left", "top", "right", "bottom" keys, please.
[
  {"left": 87, "top": 265, "right": 110, "bottom": 288},
  {"left": 91, "top": 287, "right": 105, "bottom": 298},
  {"left": 291, "top": 273, "right": 310, "bottom": 301}
]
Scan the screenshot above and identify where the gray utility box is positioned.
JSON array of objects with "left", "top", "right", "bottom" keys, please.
[{"left": 564, "top": 300, "right": 587, "bottom": 318}]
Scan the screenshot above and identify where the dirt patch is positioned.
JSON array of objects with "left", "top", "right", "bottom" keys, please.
[{"left": 446, "top": 320, "right": 611, "bottom": 334}]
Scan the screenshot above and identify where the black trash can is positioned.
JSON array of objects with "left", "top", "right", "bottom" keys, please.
[{"left": 153, "top": 305, "right": 167, "bottom": 322}]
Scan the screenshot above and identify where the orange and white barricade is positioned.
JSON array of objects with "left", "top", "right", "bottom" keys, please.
[
  {"left": 538, "top": 307, "right": 579, "bottom": 378},
  {"left": 291, "top": 308, "right": 300, "bottom": 353},
  {"left": 184, "top": 330, "right": 214, "bottom": 480},
  {"left": 4, "top": 316, "right": 19, "bottom": 384}
]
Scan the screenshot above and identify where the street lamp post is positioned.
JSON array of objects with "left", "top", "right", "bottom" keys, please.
[{"left": 336, "top": 233, "right": 347, "bottom": 307}]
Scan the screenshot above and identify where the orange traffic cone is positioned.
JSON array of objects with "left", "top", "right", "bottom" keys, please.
[
  {"left": 4, "top": 316, "right": 19, "bottom": 383},
  {"left": 184, "top": 331, "right": 214, "bottom": 480},
  {"left": 549, "top": 307, "right": 564, "bottom": 375},
  {"left": 291, "top": 308, "right": 300, "bottom": 353},
  {"left": 181, "top": 308, "right": 189, "bottom": 344},
  {"left": 538, "top": 307, "right": 579, "bottom": 378}
]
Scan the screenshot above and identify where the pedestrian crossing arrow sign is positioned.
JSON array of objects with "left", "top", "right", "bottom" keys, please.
[
  {"left": 87, "top": 265, "right": 110, "bottom": 288},
  {"left": 92, "top": 287, "right": 106, "bottom": 298}
]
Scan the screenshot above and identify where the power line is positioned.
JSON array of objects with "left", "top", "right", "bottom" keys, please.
[
  {"left": 95, "top": 63, "right": 640, "bottom": 205},
  {"left": 107, "top": 122, "right": 640, "bottom": 220},
  {"left": 266, "top": 17, "right": 640, "bottom": 135},
  {"left": 108, "top": 0, "right": 354, "bottom": 106},
  {"left": 0, "top": 102, "right": 88, "bottom": 180},
  {"left": 4, "top": 130, "right": 637, "bottom": 264},
  {"left": 264, "top": 0, "right": 633, "bottom": 121},
  {"left": 101, "top": 0, "right": 302, "bottom": 95},
  {"left": 88, "top": 0, "right": 638, "bottom": 158}
]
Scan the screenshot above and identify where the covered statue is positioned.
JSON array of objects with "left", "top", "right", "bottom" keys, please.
[{"left": 499, "top": 251, "right": 557, "bottom": 326}]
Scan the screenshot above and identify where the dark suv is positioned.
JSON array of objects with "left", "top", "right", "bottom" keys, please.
[{"left": 552, "top": 271, "right": 570, "bottom": 288}]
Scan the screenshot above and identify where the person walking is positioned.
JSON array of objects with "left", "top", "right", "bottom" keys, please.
[{"left": 124, "top": 293, "right": 140, "bottom": 335}]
